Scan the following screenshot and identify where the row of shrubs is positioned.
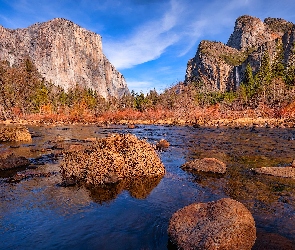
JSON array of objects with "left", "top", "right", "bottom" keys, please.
[{"left": 1, "top": 57, "right": 295, "bottom": 122}]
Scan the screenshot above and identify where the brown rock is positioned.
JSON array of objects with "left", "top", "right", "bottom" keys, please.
[
  {"left": 156, "top": 139, "right": 170, "bottom": 150},
  {"left": 254, "top": 166, "right": 295, "bottom": 179},
  {"left": 60, "top": 133, "right": 165, "bottom": 185},
  {"left": 0, "top": 151, "right": 30, "bottom": 170},
  {"left": 181, "top": 157, "right": 226, "bottom": 174},
  {"left": 127, "top": 124, "right": 136, "bottom": 129},
  {"left": 0, "top": 125, "right": 31, "bottom": 142},
  {"left": 253, "top": 230, "right": 295, "bottom": 250},
  {"left": 168, "top": 198, "right": 256, "bottom": 250}
]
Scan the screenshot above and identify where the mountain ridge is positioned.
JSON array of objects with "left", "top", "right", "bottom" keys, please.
[{"left": 185, "top": 15, "right": 295, "bottom": 92}]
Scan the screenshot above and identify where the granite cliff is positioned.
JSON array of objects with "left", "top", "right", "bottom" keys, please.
[
  {"left": 185, "top": 15, "right": 295, "bottom": 92},
  {"left": 0, "top": 18, "right": 129, "bottom": 99}
]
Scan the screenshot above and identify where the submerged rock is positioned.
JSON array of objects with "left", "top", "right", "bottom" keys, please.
[
  {"left": 168, "top": 198, "right": 256, "bottom": 250},
  {"left": 0, "top": 151, "right": 30, "bottom": 171},
  {"left": 181, "top": 157, "right": 226, "bottom": 174},
  {"left": 0, "top": 125, "right": 31, "bottom": 142},
  {"left": 254, "top": 166, "right": 295, "bottom": 179},
  {"left": 60, "top": 133, "right": 165, "bottom": 186}
]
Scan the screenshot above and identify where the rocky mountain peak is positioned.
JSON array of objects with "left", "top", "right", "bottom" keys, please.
[
  {"left": 185, "top": 15, "right": 295, "bottom": 92},
  {"left": 0, "top": 18, "right": 129, "bottom": 99},
  {"left": 227, "top": 15, "right": 268, "bottom": 50}
]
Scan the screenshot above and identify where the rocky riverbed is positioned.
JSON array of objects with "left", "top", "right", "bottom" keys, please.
[{"left": 1, "top": 124, "right": 295, "bottom": 249}]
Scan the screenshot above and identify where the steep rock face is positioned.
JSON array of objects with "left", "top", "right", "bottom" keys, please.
[
  {"left": 0, "top": 18, "right": 129, "bottom": 99},
  {"left": 185, "top": 40, "right": 241, "bottom": 91},
  {"left": 185, "top": 15, "right": 295, "bottom": 91}
]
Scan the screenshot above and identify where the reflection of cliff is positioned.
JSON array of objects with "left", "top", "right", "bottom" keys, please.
[{"left": 87, "top": 177, "right": 163, "bottom": 204}]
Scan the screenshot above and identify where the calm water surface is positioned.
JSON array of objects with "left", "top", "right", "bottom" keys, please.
[{"left": 1, "top": 124, "right": 295, "bottom": 249}]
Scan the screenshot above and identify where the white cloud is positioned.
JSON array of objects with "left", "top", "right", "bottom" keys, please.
[
  {"left": 126, "top": 80, "right": 157, "bottom": 94},
  {"left": 103, "top": 0, "right": 182, "bottom": 69},
  {"left": 103, "top": 0, "right": 256, "bottom": 70}
]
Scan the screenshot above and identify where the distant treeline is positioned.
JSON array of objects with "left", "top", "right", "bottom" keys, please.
[{"left": 1, "top": 57, "right": 295, "bottom": 123}]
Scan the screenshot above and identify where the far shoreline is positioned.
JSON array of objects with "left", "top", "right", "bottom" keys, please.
[{"left": 1, "top": 117, "right": 295, "bottom": 129}]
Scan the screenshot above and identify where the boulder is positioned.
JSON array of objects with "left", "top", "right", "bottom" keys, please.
[
  {"left": 0, "top": 151, "right": 30, "bottom": 170},
  {"left": 156, "top": 139, "right": 170, "bottom": 150},
  {"left": 181, "top": 157, "right": 226, "bottom": 174},
  {"left": 168, "top": 198, "right": 256, "bottom": 250},
  {"left": 60, "top": 133, "right": 165, "bottom": 186},
  {"left": 0, "top": 125, "right": 31, "bottom": 142},
  {"left": 254, "top": 166, "right": 295, "bottom": 179}
]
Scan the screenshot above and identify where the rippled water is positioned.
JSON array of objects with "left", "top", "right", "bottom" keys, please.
[{"left": 1, "top": 125, "right": 295, "bottom": 249}]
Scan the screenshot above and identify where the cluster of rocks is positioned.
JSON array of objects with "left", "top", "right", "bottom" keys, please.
[
  {"left": 60, "top": 133, "right": 165, "bottom": 186},
  {"left": 0, "top": 125, "right": 31, "bottom": 142},
  {"left": 5, "top": 171, "right": 57, "bottom": 183}
]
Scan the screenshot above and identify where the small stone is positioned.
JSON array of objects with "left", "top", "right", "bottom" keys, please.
[
  {"left": 156, "top": 139, "right": 170, "bottom": 150},
  {"left": 181, "top": 157, "right": 226, "bottom": 174},
  {"left": 254, "top": 166, "right": 295, "bottom": 179}
]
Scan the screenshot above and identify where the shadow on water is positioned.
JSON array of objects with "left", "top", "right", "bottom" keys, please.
[
  {"left": 87, "top": 176, "right": 163, "bottom": 204},
  {"left": 1, "top": 124, "right": 295, "bottom": 249}
]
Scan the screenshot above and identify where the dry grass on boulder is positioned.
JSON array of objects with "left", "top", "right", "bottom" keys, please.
[
  {"left": 0, "top": 125, "right": 31, "bottom": 142},
  {"left": 60, "top": 133, "right": 165, "bottom": 186}
]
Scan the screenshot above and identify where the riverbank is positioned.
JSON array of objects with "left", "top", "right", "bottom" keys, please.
[{"left": 1, "top": 116, "right": 295, "bottom": 128}]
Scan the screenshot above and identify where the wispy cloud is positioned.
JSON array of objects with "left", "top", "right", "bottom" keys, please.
[
  {"left": 103, "top": 0, "right": 255, "bottom": 70},
  {"left": 103, "top": 0, "right": 182, "bottom": 69}
]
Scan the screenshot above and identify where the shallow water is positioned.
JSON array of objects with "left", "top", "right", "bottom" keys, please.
[{"left": 1, "top": 124, "right": 295, "bottom": 249}]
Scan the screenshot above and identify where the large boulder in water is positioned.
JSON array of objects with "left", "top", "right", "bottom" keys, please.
[
  {"left": 168, "top": 198, "right": 256, "bottom": 250},
  {"left": 0, "top": 125, "right": 31, "bottom": 142},
  {"left": 181, "top": 157, "right": 226, "bottom": 174},
  {"left": 0, "top": 151, "right": 30, "bottom": 170},
  {"left": 60, "top": 133, "right": 165, "bottom": 185}
]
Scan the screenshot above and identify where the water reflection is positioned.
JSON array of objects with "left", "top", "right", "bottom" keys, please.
[
  {"left": 1, "top": 125, "right": 295, "bottom": 249},
  {"left": 88, "top": 176, "right": 163, "bottom": 204}
]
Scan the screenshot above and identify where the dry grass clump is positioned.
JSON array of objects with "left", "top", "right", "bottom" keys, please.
[
  {"left": 60, "top": 133, "right": 165, "bottom": 185},
  {"left": 0, "top": 125, "right": 31, "bottom": 142}
]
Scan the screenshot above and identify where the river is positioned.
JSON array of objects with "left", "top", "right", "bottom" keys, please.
[{"left": 1, "top": 124, "right": 295, "bottom": 249}]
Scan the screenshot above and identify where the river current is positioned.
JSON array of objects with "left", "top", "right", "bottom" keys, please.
[{"left": 1, "top": 124, "right": 295, "bottom": 249}]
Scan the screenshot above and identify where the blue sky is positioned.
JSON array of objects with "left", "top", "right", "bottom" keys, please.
[{"left": 1, "top": 0, "right": 295, "bottom": 94}]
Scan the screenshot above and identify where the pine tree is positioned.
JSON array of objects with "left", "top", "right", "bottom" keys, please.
[
  {"left": 255, "top": 50, "right": 272, "bottom": 99},
  {"left": 272, "top": 42, "right": 285, "bottom": 79},
  {"left": 244, "top": 63, "right": 255, "bottom": 99}
]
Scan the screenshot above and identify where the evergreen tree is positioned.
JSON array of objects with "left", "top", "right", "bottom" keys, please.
[
  {"left": 255, "top": 50, "right": 272, "bottom": 99},
  {"left": 240, "top": 63, "right": 256, "bottom": 101},
  {"left": 272, "top": 42, "right": 285, "bottom": 79}
]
